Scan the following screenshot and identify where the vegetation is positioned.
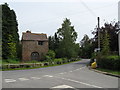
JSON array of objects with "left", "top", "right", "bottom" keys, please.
[
  {"left": 92, "top": 22, "right": 120, "bottom": 54},
  {"left": 2, "top": 58, "right": 81, "bottom": 71},
  {"left": 49, "top": 18, "right": 80, "bottom": 59},
  {"left": 79, "top": 34, "right": 94, "bottom": 58},
  {"left": 101, "top": 31, "right": 110, "bottom": 55},
  {"left": 96, "top": 68, "right": 120, "bottom": 75},
  {"left": 96, "top": 55, "right": 120, "bottom": 71},
  {"left": 2, "top": 3, "right": 20, "bottom": 61}
]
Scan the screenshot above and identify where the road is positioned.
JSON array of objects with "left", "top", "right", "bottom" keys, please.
[{"left": 2, "top": 59, "right": 118, "bottom": 89}]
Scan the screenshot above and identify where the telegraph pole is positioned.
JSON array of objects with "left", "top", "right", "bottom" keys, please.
[{"left": 97, "top": 17, "right": 100, "bottom": 52}]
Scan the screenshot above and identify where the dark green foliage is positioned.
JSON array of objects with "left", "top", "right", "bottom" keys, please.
[
  {"left": 92, "top": 22, "right": 119, "bottom": 54},
  {"left": 80, "top": 34, "right": 94, "bottom": 58},
  {"left": 45, "top": 50, "right": 56, "bottom": 62},
  {"left": 49, "top": 18, "right": 79, "bottom": 59},
  {"left": 101, "top": 31, "right": 110, "bottom": 55},
  {"left": 48, "top": 33, "right": 59, "bottom": 51},
  {"left": 56, "top": 18, "right": 79, "bottom": 58},
  {"left": 96, "top": 55, "right": 120, "bottom": 71},
  {"left": 2, "top": 3, "right": 20, "bottom": 60}
]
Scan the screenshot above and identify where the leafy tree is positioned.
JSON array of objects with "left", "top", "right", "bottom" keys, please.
[
  {"left": 101, "top": 30, "right": 110, "bottom": 55},
  {"left": 92, "top": 21, "right": 119, "bottom": 55},
  {"left": 80, "top": 34, "right": 94, "bottom": 58},
  {"left": 56, "top": 18, "right": 79, "bottom": 58},
  {"left": 2, "top": 3, "right": 20, "bottom": 60},
  {"left": 8, "top": 35, "right": 17, "bottom": 59},
  {"left": 48, "top": 33, "right": 59, "bottom": 51}
]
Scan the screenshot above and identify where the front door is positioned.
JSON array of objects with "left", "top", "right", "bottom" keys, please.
[{"left": 31, "top": 52, "right": 39, "bottom": 61}]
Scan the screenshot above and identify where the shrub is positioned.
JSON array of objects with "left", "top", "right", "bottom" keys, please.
[
  {"left": 62, "top": 58, "right": 68, "bottom": 63},
  {"left": 96, "top": 55, "right": 120, "bottom": 71},
  {"left": 54, "top": 58, "right": 63, "bottom": 64},
  {"left": 46, "top": 50, "right": 55, "bottom": 59},
  {"left": 45, "top": 50, "right": 56, "bottom": 63},
  {"left": 5, "top": 59, "right": 20, "bottom": 64}
]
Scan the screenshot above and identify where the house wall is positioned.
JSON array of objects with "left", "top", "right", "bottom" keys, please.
[{"left": 22, "top": 40, "right": 48, "bottom": 61}]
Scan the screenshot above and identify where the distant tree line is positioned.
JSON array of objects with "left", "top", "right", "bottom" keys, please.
[{"left": 79, "top": 21, "right": 120, "bottom": 58}]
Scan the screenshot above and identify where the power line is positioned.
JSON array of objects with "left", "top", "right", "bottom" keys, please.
[{"left": 80, "top": 0, "right": 97, "bottom": 17}]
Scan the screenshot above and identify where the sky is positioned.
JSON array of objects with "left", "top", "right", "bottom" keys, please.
[{"left": 0, "top": 0, "right": 120, "bottom": 42}]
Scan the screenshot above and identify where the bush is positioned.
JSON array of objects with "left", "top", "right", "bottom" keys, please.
[
  {"left": 62, "top": 58, "right": 68, "bottom": 63},
  {"left": 45, "top": 50, "right": 56, "bottom": 62},
  {"left": 54, "top": 58, "right": 63, "bottom": 64},
  {"left": 46, "top": 50, "right": 55, "bottom": 59},
  {"left": 4, "top": 59, "right": 20, "bottom": 64},
  {"left": 96, "top": 55, "right": 120, "bottom": 71}
]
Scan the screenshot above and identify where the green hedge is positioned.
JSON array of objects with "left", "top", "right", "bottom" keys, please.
[{"left": 96, "top": 55, "right": 120, "bottom": 71}]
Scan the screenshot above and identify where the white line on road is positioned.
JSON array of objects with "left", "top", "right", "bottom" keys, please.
[
  {"left": 31, "top": 77, "right": 41, "bottom": 80},
  {"left": 55, "top": 76, "right": 102, "bottom": 88},
  {"left": 18, "top": 78, "right": 29, "bottom": 81},
  {"left": 59, "top": 73, "right": 64, "bottom": 74},
  {"left": 5, "top": 79, "right": 16, "bottom": 83},
  {"left": 52, "top": 85, "right": 74, "bottom": 88},
  {"left": 43, "top": 75, "right": 53, "bottom": 77}
]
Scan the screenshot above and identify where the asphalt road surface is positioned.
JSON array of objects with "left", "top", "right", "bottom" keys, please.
[{"left": 2, "top": 59, "right": 119, "bottom": 89}]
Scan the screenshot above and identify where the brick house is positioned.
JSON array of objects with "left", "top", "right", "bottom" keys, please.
[{"left": 21, "top": 31, "right": 48, "bottom": 61}]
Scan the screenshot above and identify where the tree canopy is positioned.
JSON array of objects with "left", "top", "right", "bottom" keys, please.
[
  {"left": 2, "top": 3, "right": 20, "bottom": 60},
  {"left": 49, "top": 18, "right": 79, "bottom": 58}
]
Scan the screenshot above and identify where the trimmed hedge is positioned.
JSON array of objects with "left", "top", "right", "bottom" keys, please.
[{"left": 96, "top": 55, "right": 120, "bottom": 71}]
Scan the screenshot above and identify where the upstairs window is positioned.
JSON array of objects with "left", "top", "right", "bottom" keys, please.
[{"left": 38, "top": 41, "right": 44, "bottom": 45}]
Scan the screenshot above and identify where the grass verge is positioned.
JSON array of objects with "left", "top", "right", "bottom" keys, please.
[
  {"left": 2, "top": 59, "right": 81, "bottom": 71},
  {"left": 96, "top": 68, "right": 120, "bottom": 76}
]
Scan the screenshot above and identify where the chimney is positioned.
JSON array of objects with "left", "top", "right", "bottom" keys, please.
[{"left": 26, "top": 30, "right": 31, "bottom": 33}]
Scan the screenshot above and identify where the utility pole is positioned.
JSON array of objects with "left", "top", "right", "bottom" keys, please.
[{"left": 97, "top": 17, "right": 100, "bottom": 52}]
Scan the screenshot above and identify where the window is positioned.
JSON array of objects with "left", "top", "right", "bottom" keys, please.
[{"left": 38, "top": 41, "right": 44, "bottom": 45}]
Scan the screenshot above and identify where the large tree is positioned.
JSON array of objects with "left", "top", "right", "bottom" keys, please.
[
  {"left": 92, "top": 21, "right": 119, "bottom": 55},
  {"left": 80, "top": 34, "right": 94, "bottom": 58},
  {"left": 56, "top": 18, "right": 79, "bottom": 58},
  {"left": 2, "top": 3, "right": 20, "bottom": 59}
]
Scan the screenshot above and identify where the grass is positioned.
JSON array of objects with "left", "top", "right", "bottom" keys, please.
[
  {"left": 96, "top": 68, "right": 120, "bottom": 75},
  {"left": 2, "top": 59, "right": 81, "bottom": 71}
]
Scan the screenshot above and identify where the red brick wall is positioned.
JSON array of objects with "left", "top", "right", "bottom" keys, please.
[{"left": 22, "top": 40, "right": 48, "bottom": 61}]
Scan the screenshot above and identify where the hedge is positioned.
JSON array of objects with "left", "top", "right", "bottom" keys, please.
[{"left": 96, "top": 55, "right": 120, "bottom": 71}]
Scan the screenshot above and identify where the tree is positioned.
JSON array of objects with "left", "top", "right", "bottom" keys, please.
[
  {"left": 56, "top": 18, "right": 79, "bottom": 58},
  {"left": 80, "top": 34, "right": 94, "bottom": 58},
  {"left": 48, "top": 33, "right": 59, "bottom": 51},
  {"left": 2, "top": 3, "right": 20, "bottom": 60},
  {"left": 92, "top": 21, "right": 119, "bottom": 55},
  {"left": 101, "top": 30, "right": 110, "bottom": 55}
]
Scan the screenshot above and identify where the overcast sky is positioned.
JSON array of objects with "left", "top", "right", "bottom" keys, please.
[{"left": 0, "top": 0, "right": 120, "bottom": 42}]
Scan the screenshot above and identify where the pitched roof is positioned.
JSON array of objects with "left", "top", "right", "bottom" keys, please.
[{"left": 22, "top": 31, "right": 48, "bottom": 41}]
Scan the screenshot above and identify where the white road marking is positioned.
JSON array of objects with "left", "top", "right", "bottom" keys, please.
[
  {"left": 73, "top": 66, "right": 86, "bottom": 71},
  {"left": 18, "top": 78, "right": 29, "bottom": 81},
  {"left": 52, "top": 85, "right": 74, "bottom": 88},
  {"left": 43, "top": 75, "right": 53, "bottom": 77},
  {"left": 5, "top": 79, "right": 16, "bottom": 83},
  {"left": 69, "top": 71, "right": 73, "bottom": 72},
  {"left": 55, "top": 76, "right": 102, "bottom": 88},
  {"left": 31, "top": 77, "right": 41, "bottom": 80},
  {"left": 59, "top": 73, "right": 64, "bottom": 74}
]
